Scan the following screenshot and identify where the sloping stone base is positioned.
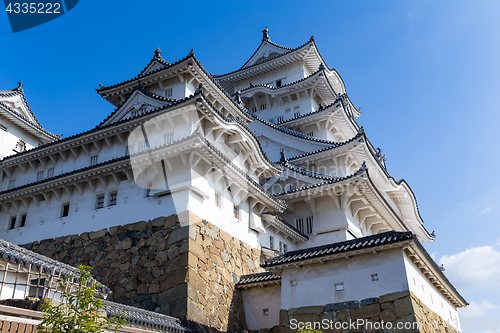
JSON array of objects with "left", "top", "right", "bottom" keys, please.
[
  {"left": 272, "top": 291, "right": 459, "bottom": 333},
  {"left": 22, "top": 212, "right": 263, "bottom": 333}
]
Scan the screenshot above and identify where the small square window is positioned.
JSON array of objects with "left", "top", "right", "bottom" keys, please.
[
  {"left": 276, "top": 79, "right": 282, "bottom": 87},
  {"left": 9, "top": 216, "right": 16, "bottom": 230},
  {"left": 20, "top": 214, "right": 27, "bottom": 227},
  {"left": 96, "top": 194, "right": 105, "bottom": 209},
  {"left": 371, "top": 274, "right": 378, "bottom": 281},
  {"left": 47, "top": 168, "right": 54, "bottom": 178},
  {"left": 263, "top": 309, "right": 269, "bottom": 316},
  {"left": 335, "top": 282, "right": 344, "bottom": 291},
  {"left": 109, "top": 191, "right": 117, "bottom": 206},
  {"left": 37, "top": 171, "right": 44, "bottom": 181},
  {"left": 290, "top": 279, "right": 297, "bottom": 286},
  {"left": 90, "top": 155, "right": 98, "bottom": 166},
  {"left": 61, "top": 203, "right": 70, "bottom": 217}
]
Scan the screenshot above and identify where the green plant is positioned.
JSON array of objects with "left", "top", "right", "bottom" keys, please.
[
  {"left": 37, "top": 265, "right": 126, "bottom": 333},
  {"left": 297, "top": 329, "right": 322, "bottom": 333}
]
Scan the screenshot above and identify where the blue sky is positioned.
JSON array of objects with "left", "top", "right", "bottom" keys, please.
[{"left": 1, "top": 0, "right": 500, "bottom": 329}]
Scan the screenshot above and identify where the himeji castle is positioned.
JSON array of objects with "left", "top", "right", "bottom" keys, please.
[{"left": 0, "top": 29, "right": 466, "bottom": 333}]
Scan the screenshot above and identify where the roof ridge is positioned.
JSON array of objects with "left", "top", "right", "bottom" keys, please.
[
  {"left": 214, "top": 38, "right": 315, "bottom": 78},
  {"left": 288, "top": 126, "right": 365, "bottom": 161}
]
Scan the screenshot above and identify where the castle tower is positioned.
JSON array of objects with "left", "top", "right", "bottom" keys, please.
[{"left": 0, "top": 30, "right": 466, "bottom": 333}]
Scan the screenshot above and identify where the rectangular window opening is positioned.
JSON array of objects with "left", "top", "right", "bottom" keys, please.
[
  {"left": 233, "top": 204, "right": 239, "bottom": 220},
  {"left": 276, "top": 79, "right": 282, "bottom": 87},
  {"left": 8, "top": 179, "right": 15, "bottom": 189},
  {"left": 47, "top": 168, "right": 54, "bottom": 178},
  {"left": 215, "top": 191, "right": 221, "bottom": 208},
  {"left": 90, "top": 155, "right": 98, "bottom": 166},
  {"left": 306, "top": 216, "right": 313, "bottom": 234},
  {"left": 9, "top": 216, "right": 16, "bottom": 230},
  {"left": 37, "top": 171, "right": 44, "bottom": 181},
  {"left": 20, "top": 214, "right": 27, "bottom": 227},
  {"left": 61, "top": 203, "right": 70, "bottom": 217},
  {"left": 260, "top": 104, "right": 267, "bottom": 111},
  {"left": 295, "top": 218, "right": 304, "bottom": 233},
  {"left": 109, "top": 191, "right": 118, "bottom": 206},
  {"left": 96, "top": 194, "right": 105, "bottom": 209},
  {"left": 269, "top": 235, "right": 274, "bottom": 249},
  {"left": 164, "top": 132, "right": 174, "bottom": 145}
]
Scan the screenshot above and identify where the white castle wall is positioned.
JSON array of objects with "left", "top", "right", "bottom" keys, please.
[
  {"left": 241, "top": 284, "right": 281, "bottom": 330},
  {"left": 0, "top": 117, "right": 39, "bottom": 160},
  {"left": 279, "top": 249, "right": 409, "bottom": 310},
  {"left": 403, "top": 254, "right": 460, "bottom": 325}
]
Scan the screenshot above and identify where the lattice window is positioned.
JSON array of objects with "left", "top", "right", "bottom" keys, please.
[
  {"left": 90, "top": 155, "right": 98, "bottom": 166},
  {"left": 96, "top": 194, "right": 105, "bottom": 209},
  {"left": 47, "top": 168, "right": 54, "bottom": 178},
  {"left": 108, "top": 191, "right": 117, "bottom": 206},
  {"left": 37, "top": 171, "right": 44, "bottom": 181},
  {"left": 8, "top": 180, "right": 15, "bottom": 189},
  {"left": 306, "top": 216, "right": 313, "bottom": 234},
  {"left": 164, "top": 133, "right": 173, "bottom": 145}
]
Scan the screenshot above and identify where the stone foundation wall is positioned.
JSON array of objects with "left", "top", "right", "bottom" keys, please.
[
  {"left": 22, "top": 212, "right": 263, "bottom": 333},
  {"left": 271, "top": 290, "right": 460, "bottom": 333}
]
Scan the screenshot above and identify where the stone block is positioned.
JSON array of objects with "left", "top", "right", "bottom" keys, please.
[
  {"left": 380, "top": 309, "right": 396, "bottom": 322},
  {"left": 350, "top": 303, "right": 381, "bottom": 320},
  {"left": 394, "top": 296, "right": 416, "bottom": 318},
  {"left": 386, "top": 315, "right": 419, "bottom": 333},
  {"left": 165, "top": 214, "right": 178, "bottom": 228},
  {"left": 151, "top": 216, "right": 166, "bottom": 227},
  {"left": 279, "top": 309, "right": 289, "bottom": 326},
  {"left": 219, "top": 229, "right": 232, "bottom": 243},
  {"left": 291, "top": 313, "right": 317, "bottom": 324},
  {"left": 379, "top": 290, "right": 411, "bottom": 303},
  {"left": 167, "top": 226, "right": 189, "bottom": 245},
  {"left": 324, "top": 301, "right": 360, "bottom": 312},
  {"left": 114, "top": 240, "right": 132, "bottom": 250},
  {"left": 360, "top": 297, "right": 379, "bottom": 307},
  {"left": 295, "top": 306, "right": 325, "bottom": 315},
  {"left": 177, "top": 210, "right": 202, "bottom": 226},
  {"left": 125, "top": 221, "right": 148, "bottom": 232},
  {"left": 89, "top": 229, "right": 107, "bottom": 239},
  {"left": 158, "top": 283, "right": 188, "bottom": 304}
]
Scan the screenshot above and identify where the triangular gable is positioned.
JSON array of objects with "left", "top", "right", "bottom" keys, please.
[
  {"left": 138, "top": 48, "right": 170, "bottom": 77},
  {"left": 101, "top": 89, "right": 171, "bottom": 126},
  {"left": 0, "top": 86, "right": 37, "bottom": 125},
  {"left": 242, "top": 41, "right": 291, "bottom": 69}
]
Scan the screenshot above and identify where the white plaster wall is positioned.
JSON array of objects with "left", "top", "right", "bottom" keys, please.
[
  {"left": 0, "top": 116, "right": 39, "bottom": 160},
  {"left": 403, "top": 254, "right": 461, "bottom": 326},
  {"left": 234, "top": 63, "right": 306, "bottom": 93},
  {"left": 242, "top": 284, "right": 281, "bottom": 330},
  {"left": 280, "top": 249, "right": 409, "bottom": 309}
]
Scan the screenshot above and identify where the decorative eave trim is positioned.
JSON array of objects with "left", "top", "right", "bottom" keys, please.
[
  {"left": 262, "top": 214, "right": 309, "bottom": 242},
  {"left": 0, "top": 102, "right": 60, "bottom": 142},
  {"left": 215, "top": 38, "right": 315, "bottom": 80},
  {"left": 1, "top": 92, "right": 201, "bottom": 164},
  {"left": 196, "top": 94, "right": 282, "bottom": 177}
]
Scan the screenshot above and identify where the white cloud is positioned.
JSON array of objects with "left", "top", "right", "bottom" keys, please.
[
  {"left": 439, "top": 246, "right": 500, "bottom": 292},
  {"left": 458, "top": 300, "right": 500, "bottom": 318},
  {"left": 479, "top": 205, "right": 495, "bottom": 215}
]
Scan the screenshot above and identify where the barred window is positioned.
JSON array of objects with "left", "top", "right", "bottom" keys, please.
[
  {"left": 109, "top": 191, "right": 117, "bottom": 206},
  {"left": 37, "top": 171, "right": 44, "bottom": 181},
  {"left": 90, "top": 155, "right": 98, "bottom": 166},
  {"left": 96, "top": 194, "right": 105, "bottom": 209},
  {"left": 47, "top": 168, "right": 54, "bottom": 178}
]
